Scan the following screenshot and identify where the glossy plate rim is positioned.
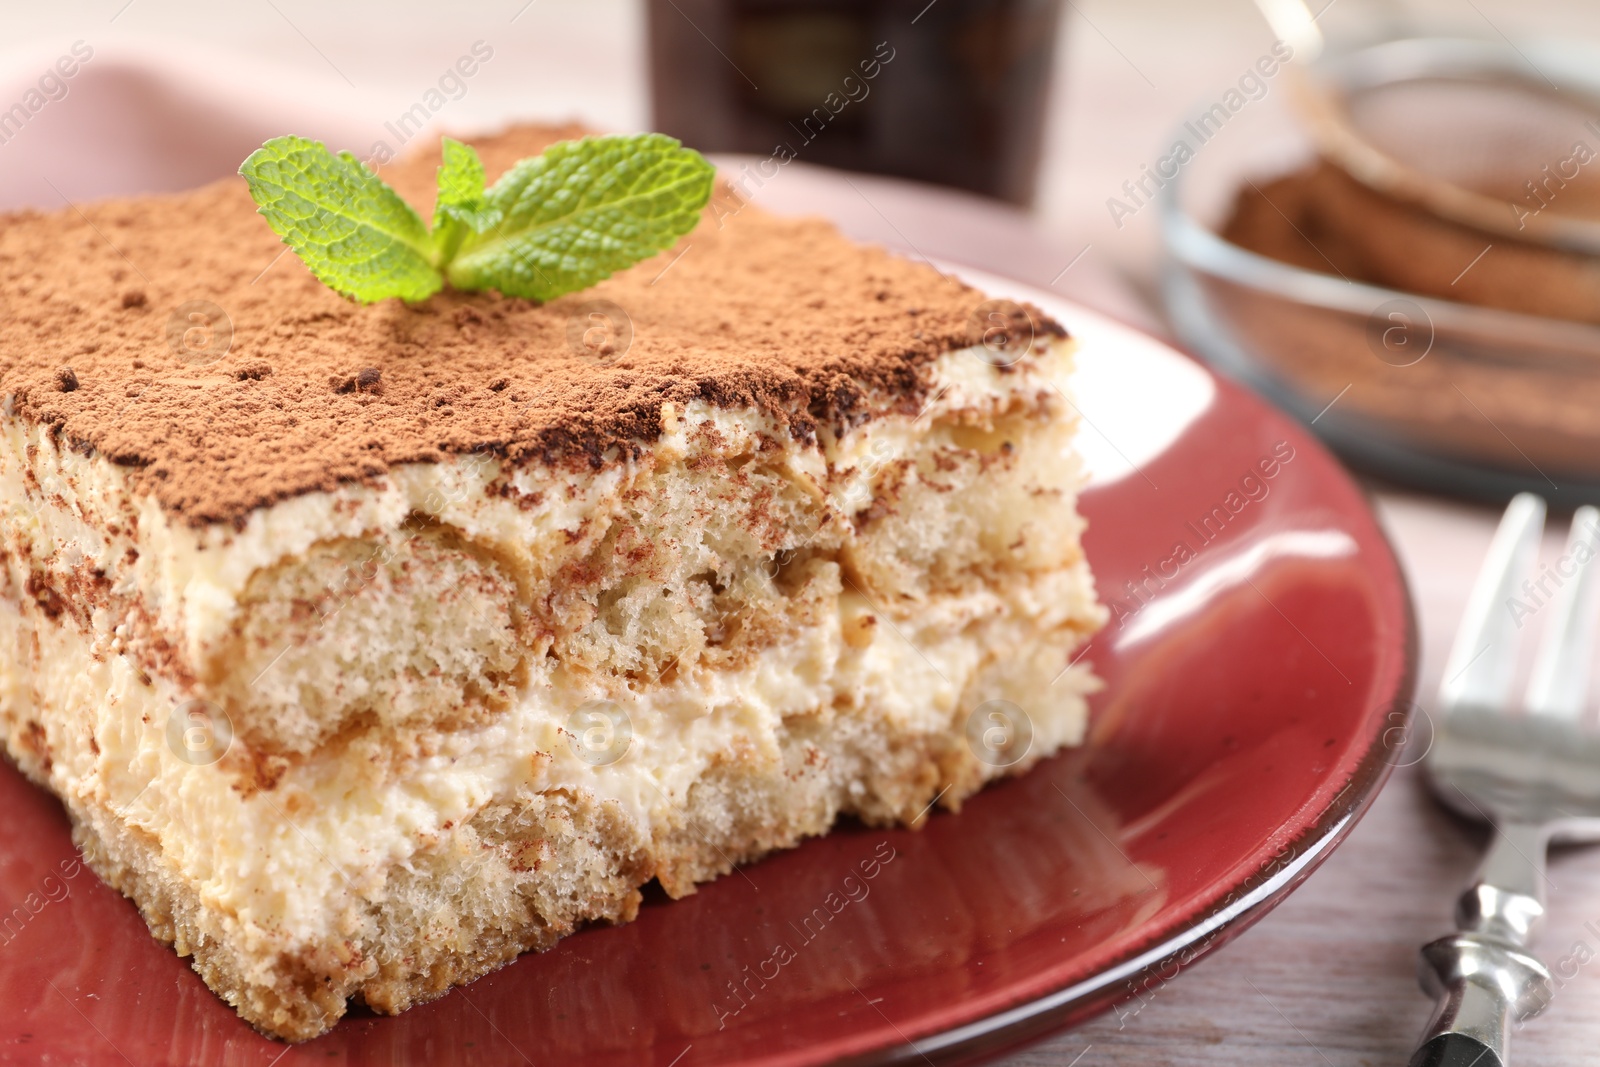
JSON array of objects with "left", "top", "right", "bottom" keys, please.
[{"left": 836, "top": 262, "right": 1421, "bottom": 1067}]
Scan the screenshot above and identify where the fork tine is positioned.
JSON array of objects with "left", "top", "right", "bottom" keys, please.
[
  {"left": 1525, "top": 505, "right": 1600, "bottom": 718},
  {"left": 1438, "top": 493, "right": 1546, "bottom": 713}
]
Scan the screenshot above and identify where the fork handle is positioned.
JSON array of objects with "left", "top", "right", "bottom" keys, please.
[
  {"left": 1406, "top": 822, "right": 1554, "bottom": 1067},
  {"left": 1407, "top": 1032, "right": 1500, "bottom": 1067}
]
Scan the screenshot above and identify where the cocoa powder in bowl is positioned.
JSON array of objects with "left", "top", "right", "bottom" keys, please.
[
  {"left": 1223, "top": 160, "right": 1600, "bottom": 324},
  {"left": 1211, "top": 160, "right": 1600, "bottom": 480}
]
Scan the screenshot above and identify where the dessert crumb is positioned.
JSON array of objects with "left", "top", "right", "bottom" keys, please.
[{"left": 333, "top": 368, "right": 384, "bottom": 395}]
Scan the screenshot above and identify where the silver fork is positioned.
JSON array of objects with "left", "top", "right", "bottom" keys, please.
[{"left": 1409, "top": 493, "right": 1600, "bottom": 1067}]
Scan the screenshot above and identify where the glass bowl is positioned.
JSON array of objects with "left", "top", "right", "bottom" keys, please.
[{"left": 1160, "top": 39, "right": 1600, "bottom": 507}]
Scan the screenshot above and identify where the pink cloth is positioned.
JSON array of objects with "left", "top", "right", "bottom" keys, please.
[{"left": 0, "top": 41, "right": 373, "bottom": 210}]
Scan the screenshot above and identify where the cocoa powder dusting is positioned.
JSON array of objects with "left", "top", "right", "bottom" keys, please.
[{"left": 0, "top": 124, "right": 1064, "bottom": 527}]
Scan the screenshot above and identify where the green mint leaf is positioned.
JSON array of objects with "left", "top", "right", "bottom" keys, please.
[
  {"left": 241, "top": 132, "right": 715, "bottom": 306},
  {"left": 239, "top": 135, "right": 442, "bottom": 304},
  {"left": 445, "top": 133, "right": 714, "bottom": 302},
  {"left": 435, "top": 137, "right": 486, "bottom": 220},
  {"left": 432, "top": 137, "right": 500, "bottom": 263}
]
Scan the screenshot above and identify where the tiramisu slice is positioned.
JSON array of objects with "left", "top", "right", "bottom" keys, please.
[{"left": 0, "top": 125, "right": 1104, "bottom": 1040}]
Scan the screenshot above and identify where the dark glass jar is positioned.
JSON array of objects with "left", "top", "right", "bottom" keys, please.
[{"left": 648, "top": 0, "right": 1062, "bottom": 205}]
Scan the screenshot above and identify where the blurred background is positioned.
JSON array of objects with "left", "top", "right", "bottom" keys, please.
[{"left": 6, "top": 0, "right": 1598, "bottom": 283}]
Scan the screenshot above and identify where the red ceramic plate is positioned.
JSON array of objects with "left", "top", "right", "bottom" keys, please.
[{"left": 0, "top": 269, "right": 1415, "bottom": 1067}]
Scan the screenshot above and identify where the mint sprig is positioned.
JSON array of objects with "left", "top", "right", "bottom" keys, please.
[{"left": 239, "top": 133, "right": 714, "bottom": 305}]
